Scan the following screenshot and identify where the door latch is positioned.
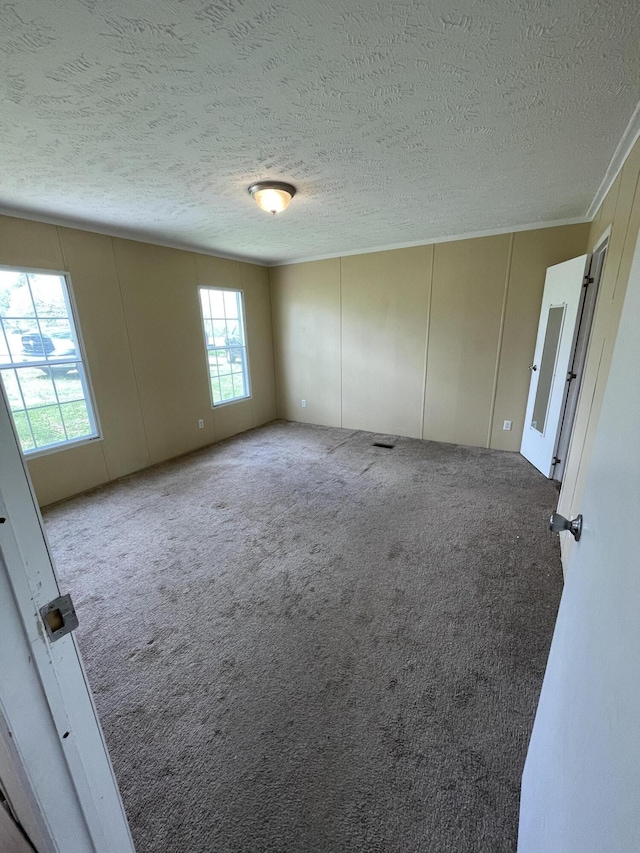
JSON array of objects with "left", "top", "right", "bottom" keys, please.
[
  {"left": 40, "top": 594, "right": 79, "bottom": 642},
  {"left": 549, "top": 512, "right": 583, "bottom": 542}
]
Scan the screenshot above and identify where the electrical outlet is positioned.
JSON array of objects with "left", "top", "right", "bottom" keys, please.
[
  {"left": 503, "top": 420, "right": 512, "bottom": 431},
  {"left": 301, "top": 399, "right": 307, "bottom": 408},
  {"left": 198, "top": 419, "right": 204, "bottom": 429}
]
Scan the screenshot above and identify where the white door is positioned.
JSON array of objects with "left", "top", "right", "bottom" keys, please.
[
  {"left": 520, "top": 255, "right": 590, "bottom": 477},
  {"left": 518, "top": 233, "right": 640, "bottom": 851},
  {"left": 0, "top": 387, "right": 135, "bottom": 852}
]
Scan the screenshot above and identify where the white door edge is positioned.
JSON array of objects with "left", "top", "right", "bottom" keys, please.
[{"left": 0, "top": 385, "right": 135, "bottom": 853}]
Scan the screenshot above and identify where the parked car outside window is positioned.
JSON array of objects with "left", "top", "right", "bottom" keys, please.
[
  {"left": 225, "top": 325, "right": 243, "bottom": 363},
  {"left": 20, "top": 330, "right": 77, "bottom": 374}
]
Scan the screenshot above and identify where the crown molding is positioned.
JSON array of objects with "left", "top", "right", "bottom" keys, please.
[
  {"left": 587, "top": 99, "right": 640, "bottom": 220},
  {"left": 0, "top": 206, "right": 590, "bottom": 268},
  {"left": 266, "top": 216, "right": 590, "bottom": 266},
  {"left": 0, "top": 206, "right": 265, "bottom": 267}
]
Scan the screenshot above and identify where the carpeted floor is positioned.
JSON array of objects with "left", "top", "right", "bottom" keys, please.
[{"left": 43, "top": 421, "right": 562, "bottom": 853}]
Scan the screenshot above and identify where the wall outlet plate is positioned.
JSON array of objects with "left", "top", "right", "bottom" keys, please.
[
  {"left": 301, "top": 400, "right": 307, "bottom": 408},
  {"left": 198, "top": 419, "right": 204, "bottom": 429},
  {"left": 503, "top": 420, "right": 512, "bottom": 430}
]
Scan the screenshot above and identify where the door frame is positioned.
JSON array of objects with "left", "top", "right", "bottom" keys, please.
[
  {"left": 0, "top": 384, "right": 134, "bottom": 852},
  {"left": 551, "top": 230, "right": 609, "bottom": 482}
]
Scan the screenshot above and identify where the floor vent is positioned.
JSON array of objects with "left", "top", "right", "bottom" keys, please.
[{"left": 372, "top": 442, "right": 395, "bottom": 449}]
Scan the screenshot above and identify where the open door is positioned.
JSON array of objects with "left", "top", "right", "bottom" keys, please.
[
  {"left": 520, "top": 255, "right": 590, "bottom": 477},
  {"left": 518, "top": 232, "right": 640, "bottom": 850},
  {"left": 0, "top": 385, "right": 134, "bottom": 852}
]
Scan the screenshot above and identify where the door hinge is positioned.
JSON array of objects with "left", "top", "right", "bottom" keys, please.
[
  {"left": 583, "top": 275, "right": 594, "bottom": 287},
  {"left": 552, "top": 456, "right": 561, "bottom": 465},
  {"left": 40, "top": 594, "right": 78, "bottom": 642},
  {"left": 567, "top": 372, "right": 577, "bottom": 382}
]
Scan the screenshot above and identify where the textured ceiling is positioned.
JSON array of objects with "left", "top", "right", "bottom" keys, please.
[{"left": 1, "top": 0, "right": 640, "bottom": 264}]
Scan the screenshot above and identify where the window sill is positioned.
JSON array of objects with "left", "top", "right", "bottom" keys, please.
[
  {"left": 23, "top": 434, "right": 103, "bottom": 460},
  {"left": 212, "top": 395, "right": 252, "bottom": 409}
]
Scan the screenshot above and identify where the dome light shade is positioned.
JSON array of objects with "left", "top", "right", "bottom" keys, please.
[{"left": 248, "top": 181, "right": 296, "bottom": 214}]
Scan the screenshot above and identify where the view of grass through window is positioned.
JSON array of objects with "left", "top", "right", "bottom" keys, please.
[
  {"left": 199, "top": 287, "right": 250, "bottom": 405},
  {"left": 0, "top": 269, "right": 98, "bottom": 453}
]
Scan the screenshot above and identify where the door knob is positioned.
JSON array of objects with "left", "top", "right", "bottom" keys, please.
[
  {"left": 529, "top": 364, "right": 538, "bottom": 371},
  {"left": 549, "top": 512, "right": 583, "bottom": 541}
]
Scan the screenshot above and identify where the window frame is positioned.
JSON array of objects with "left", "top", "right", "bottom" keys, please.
[
  {"left": 0, "top": 265, "right": 102, "bottom": 457},
  {"left": 198, "top": 285, "right": 252, "bottom": 408}
]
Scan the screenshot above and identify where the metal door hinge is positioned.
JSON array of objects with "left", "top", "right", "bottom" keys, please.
[
  {"left": 567, "top": 372, "right": 577, "bottom": 381},
  {"left": 552, "top": 456, "right": 561, "bottom": 465},
  {"left": 583, "top": 275, "right": 594, "bottom": 287},
  {"left": 40, "top": 594, "right": 78, "bottom": 642}
]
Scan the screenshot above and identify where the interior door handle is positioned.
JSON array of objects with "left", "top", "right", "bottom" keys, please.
[{"left": 549, "top": 512, "right": 583, "bottom": 541}]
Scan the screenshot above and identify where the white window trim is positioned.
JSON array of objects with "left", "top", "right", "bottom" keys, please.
[
  {"left": 23, "top": 433, "right": 103, "bottom": 459},
  {"left": 0, "top": 265, "right": 103, "bottom": 455},
  {"left": 198, "top": 285, "right": 252, "bottom": 408}
]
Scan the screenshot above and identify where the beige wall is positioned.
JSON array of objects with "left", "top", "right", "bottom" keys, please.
[
  {"left": 0, "top": 215, "right": 276, "bottom": 506},
  {"left": 270, "top": 223, "right": 589, "bottom": 450},
  {"left": 559, "top": 136, "right": 640, "bottom": 567},
  {"left": 270, "top": 258, "right": 342, "bottom": 428},
  {"left": 341, "top": 247, "right": 432, "bottom": 438},
  {"left": 424, "top": 234, "right": 511, "bottom": 446}
]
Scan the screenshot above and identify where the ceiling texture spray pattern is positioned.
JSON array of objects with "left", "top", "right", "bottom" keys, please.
[{"left": 1, "top": 0, "right": 640, "bottom": 263}]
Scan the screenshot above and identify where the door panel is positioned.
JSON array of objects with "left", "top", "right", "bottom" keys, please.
[
  {"left": 518, "top": 235, "right": 640, "bottom": 851},
  {"left": 520, "top": 255, "right": 590, "bottom": 477},
  {"left": 0, "top": 386, "right": 134, "bottom": 852}
]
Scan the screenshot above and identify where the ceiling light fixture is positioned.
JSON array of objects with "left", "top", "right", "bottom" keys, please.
[{"left": 248, "top": 181, "right": 296, "bottom": 214}]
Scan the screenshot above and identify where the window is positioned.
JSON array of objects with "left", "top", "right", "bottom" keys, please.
[
  {"left": 199, "top": 287, "right": 251, "bottom": 405},
  {"left": 0, "top": 268, "right": 99, "bottom": 454}
]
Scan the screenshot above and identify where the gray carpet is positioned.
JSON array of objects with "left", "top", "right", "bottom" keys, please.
[{"left": 43, "top": 421, "right": 562, "bottom": 853}]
